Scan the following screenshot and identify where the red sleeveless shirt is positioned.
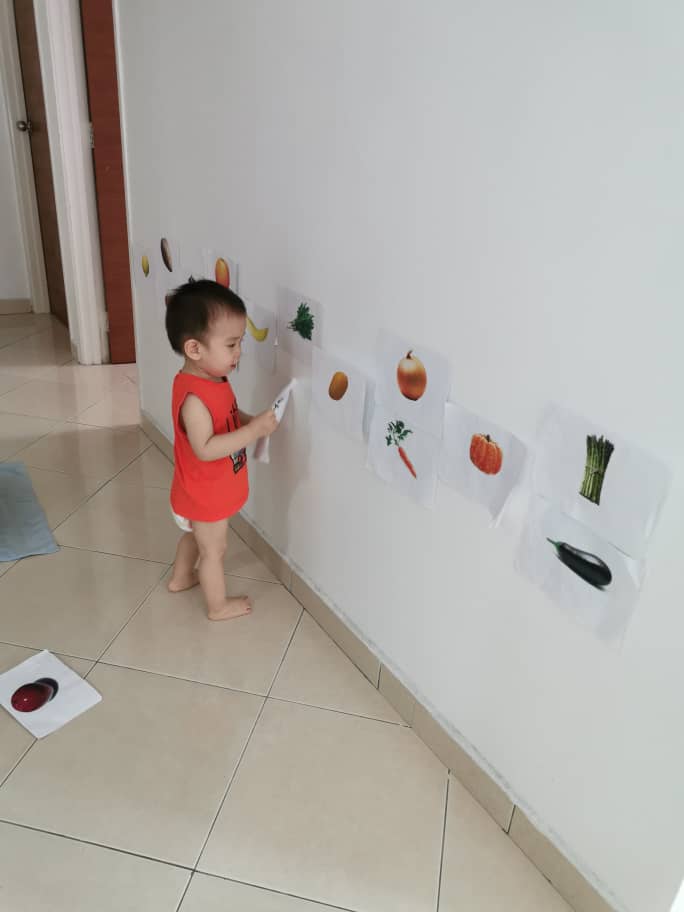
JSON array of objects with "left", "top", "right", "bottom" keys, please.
[{"left": 170, "top": 372, "right": 249, "bottom": 522}]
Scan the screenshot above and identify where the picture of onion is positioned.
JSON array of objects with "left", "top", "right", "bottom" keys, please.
[{"left": 396, "top": 351, "right": 427, "bottom": 401}]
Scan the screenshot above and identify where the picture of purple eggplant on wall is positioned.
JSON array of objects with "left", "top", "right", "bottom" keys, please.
[
  {"left": 547, "top": 539, "right": 612, "bottom": 589},
  {"left": 579, "top": 434, "right": 614, "bottom": 506}
]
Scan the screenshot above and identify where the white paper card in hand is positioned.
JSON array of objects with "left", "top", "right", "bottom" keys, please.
[
  {"left": 253, "top": 380, "right": 296, "bottom": 464},
  {"left": 0, "top": 650, "right": 101, "bottom": 738}
]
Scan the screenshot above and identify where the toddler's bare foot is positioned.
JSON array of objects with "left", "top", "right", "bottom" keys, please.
[
  {"left": 167, "top": 570, "right": 200, "bottom": 593},
  {"left": 207, "top": 595, "right": 252, "bottom": 621}
]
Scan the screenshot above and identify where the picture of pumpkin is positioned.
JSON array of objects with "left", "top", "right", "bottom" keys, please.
[
  {"left": 396, "top": 350, "right": 427, "bottom": 401},
  {"left": 328, "top": 371, "right": 349, "bottom": 401},
  {"left": 470, "top": 433, "right": 503, "bottom": 475}
]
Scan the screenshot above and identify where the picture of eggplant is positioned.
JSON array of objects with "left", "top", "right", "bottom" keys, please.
[
  {"left": 160, "top": 237, "right": 173, "bottom": 272},
  {"left": 547, "top": 539, "right": 612, "bottom": 589}
]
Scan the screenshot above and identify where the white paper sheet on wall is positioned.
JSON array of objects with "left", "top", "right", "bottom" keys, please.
[
  {"left": 440, "top": 401, "right": 528, "bottom": 521},
  {"left": 203, "top": 249, "right": 239, "bottom": 292},
  {"left": 311, "top": 348, "right": 367, "bottom": 442},
  {"left": 367, "top": 401, "right": 440, "bottom": 509},
  {"left": 533, "top": 404, "right": 671, "bottom": 558},
  {"left": 276, "top": 287, "right": 322, "bottom": 365},
  {"left": 253, "top": 379, "right": 296, "bottom": 464},
  {"left": 243, "top": 299, "right": 276, "bottom": 373},
  {"left": 515, "top": 496, "right": 645, "bottom": 646},
  {"left": 374, "top": 330, "right": 451, "bottom": 438},
  {"left": 0, "top": 651, "right": 101, "bottom": 739}
]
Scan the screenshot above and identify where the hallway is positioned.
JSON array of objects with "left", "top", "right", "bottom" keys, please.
[{"left": 0, "top": 313, "right": 573, "bottom": 911}]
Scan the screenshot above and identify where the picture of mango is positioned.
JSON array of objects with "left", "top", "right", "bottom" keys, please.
[{"left": 215, "top": 257, "right": 230, "bottom": 288}]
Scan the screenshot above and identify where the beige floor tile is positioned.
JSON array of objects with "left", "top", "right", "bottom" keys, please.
[
  {"left": 22, "top": 361, "right": 135, "bottom": 393},
  {"left": 0, "top": 663, "right": 263, "bottom": 865},
  {"left": 0, "top": 548, "right": 164, "bottom": 658},
  {"left": 0, "top": 644, "right": 93, "bottom": 783},
  {"left": 509, "top": 808, "right": 615, "bottom": 912},
  {"left": 225, "top": 527, "right": 279, "bottom": 582},
  {"left": 0, "top": 412, "right": 56, "bottom": 461},
  {"left": 0, "top": 379, "right": 105, "bottom": 420},
  {"left": 439, "top": 778, "right": 573, "bottom": 912},
  {"left": 290, "top": 572, "right": 380, "bottom": 687},
  {"left": 272, "top": 613, "right": 401, "bottom": 722},
  {"left": 0, "top": 371, "right": 30, "bottom": 396},
  {"left": 103, "top": 576, "right": 301, "bottom": 694},
  {"left": 0, "top": 560, "right": 16, "bottom": 577},
  {"left": 0, "top": 823, "right": 189, "bottom": 912},
  {"left": 17, "top": 423, "right": 150, "bottom": 478},
  {"left": 25, "top": 466, "right": 105, "bottom": 529},
  {"left": 199, "top": 700, "right": 447, "bottom": 912},
  {"left": 0, "top": 327, "right": 72, "bottom": 370},
  {"left": 180, "top": 874, "right": 340, "bottom": 911},
  {"left": 56, "top": 482, "right": 179, "bottom": 563},
  {"left": 115, "top": 446, "right": 173, "bottom": 490},
  {"left": 73, "top": 385, "right": 141, "bottom": 428},
  {"left": 0, "top": 313, "right": 51, "bottom": 330},
  {"left": 413, "top": 703, "right": 514, "bottom": 831},
  {"left": 0, "top": 325, "right": 41, "bottom": 348}
]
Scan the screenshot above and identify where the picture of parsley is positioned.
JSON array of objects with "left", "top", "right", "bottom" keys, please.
[{"left": 288, "top": 302, "right": 315, "bottom": 340}]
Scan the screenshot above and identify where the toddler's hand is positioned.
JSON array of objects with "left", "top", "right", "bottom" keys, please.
[{"left": 254, "top": 408, "right": 278, "bottom": 438}]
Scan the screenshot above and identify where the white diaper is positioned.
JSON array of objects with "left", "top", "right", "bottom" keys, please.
[{"left": 171, "top": 510, "right": 192, "bottom": 533}]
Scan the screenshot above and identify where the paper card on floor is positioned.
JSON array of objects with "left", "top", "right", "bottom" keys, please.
[
  {"left": 440, "top": 401, "right": 528, "bottom": 521},
  {"left": 0, "top": 650, "right": 101, "bottom": 739},
  {"left": 253, "top": 380, "right": 296, "bottom": 464},
  {"left": 515, "top": 497, "right": 645, "bottom": 647},
  {"left": 311, "top": 348, "right": 367, "bottom": 442},
  {"left": 367, "top": 401, "right": 440, "bottom": 509},
  {"left": 374, "top": 330, "right": 451, "bottom": 438},
  {"left": 276, "top": 287, "right": 322, "bottom": 365},
  {"left": 533, "top": 404, "right": 671, "bottom": 558},
  {"left": 243, "top": 299, "right": 276, "bottom": 373},
  {"left": 203, "top": 249, "right": 239, "bottom": 291},
  {"left": 158, "top": 236, "right": 181, "bottom": 276}
]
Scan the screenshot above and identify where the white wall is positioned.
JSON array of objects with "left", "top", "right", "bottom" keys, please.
[
  {"left": 114, "top": 3, "right": 684, "bottom": 910},
  {"left": 0, "top": 68, "right": 29, "bottom": 298}
]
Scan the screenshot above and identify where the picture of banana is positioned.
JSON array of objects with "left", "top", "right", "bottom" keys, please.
[
  {"left": 246, "top": 316, "right": 269, "bottom": 342},
  {"left": 141, "top": 255, "right": 150, "bottom": 277}
]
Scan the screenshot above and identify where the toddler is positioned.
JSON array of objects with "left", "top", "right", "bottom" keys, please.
[{"left": 164, "top": 280, "right": 278, "bottom": 620}]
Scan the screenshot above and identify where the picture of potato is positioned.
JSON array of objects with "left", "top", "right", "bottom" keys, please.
[{"left": 328, "top": 371, "right": 349, "bottom": 401}]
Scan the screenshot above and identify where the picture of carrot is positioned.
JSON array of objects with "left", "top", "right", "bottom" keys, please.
[{"left": 386, "top": 420, "right": 417, "bottom": 478}]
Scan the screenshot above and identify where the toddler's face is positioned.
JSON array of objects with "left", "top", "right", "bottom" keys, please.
[{"left": 196, "top": 312, "right": 246, "bottom": 378}]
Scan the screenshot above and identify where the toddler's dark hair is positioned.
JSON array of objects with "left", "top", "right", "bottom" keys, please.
[{"left": 165, "top": 279, "right": 246, "bottom": 355}]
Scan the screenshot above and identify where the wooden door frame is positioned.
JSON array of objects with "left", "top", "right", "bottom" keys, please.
[
  {"left": 0, "top": 0, "right": 49, "bottom": 315},
  {"left": 0, "top": 0, "right": 108, "bottom": 364}
]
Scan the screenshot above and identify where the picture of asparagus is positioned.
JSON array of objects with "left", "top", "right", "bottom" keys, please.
[{"left": 579, "top": 434, "right": 614, "bottom": 506}]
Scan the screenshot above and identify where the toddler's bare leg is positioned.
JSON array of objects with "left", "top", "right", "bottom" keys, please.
[
  {"left": 168, "top": 532, "right": 200, "bottom": 592},
  {"left": 193, "top": 519, "right": 251, "bottom": 621}
]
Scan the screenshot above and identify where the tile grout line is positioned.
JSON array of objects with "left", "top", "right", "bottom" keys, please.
[
  {"left": 435, "top": 774, "right": 451, "bottom": 912},
  {"left": 191, "top": 695, "right": 269, "bottom": 870},
  {"left": 197, "top": 870, "right": 360, "bottom": 912},
  {"left": 0, "top": 818, "right": 195, "bottom": 873},
  {"left": 173, "top": 870, "right": 195, "bottom": 912}
]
